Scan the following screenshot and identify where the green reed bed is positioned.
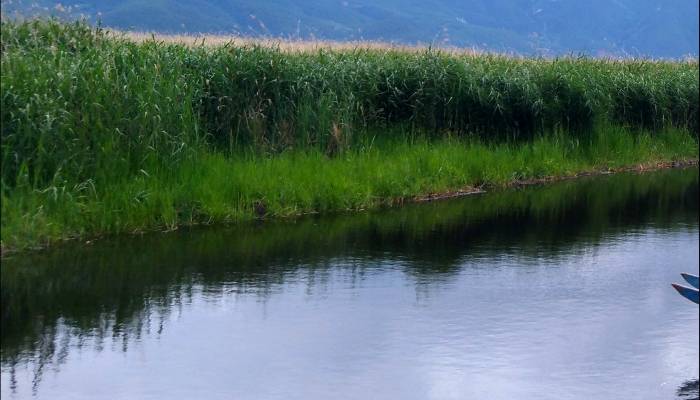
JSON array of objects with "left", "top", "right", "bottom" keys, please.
[{"left": 1, "top": 20, "right": 698, "bottom": 251}]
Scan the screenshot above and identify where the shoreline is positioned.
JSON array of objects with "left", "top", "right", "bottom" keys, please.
[
  {"left": 2, "top": 158, "right": 696, "bottom": 258},
  {"left": 403, "top": 159, "right": 699, "bottom": 204}
]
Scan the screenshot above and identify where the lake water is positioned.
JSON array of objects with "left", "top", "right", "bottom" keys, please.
[{"left": 1, "top": 168, "right": 698, "bottom": 400}]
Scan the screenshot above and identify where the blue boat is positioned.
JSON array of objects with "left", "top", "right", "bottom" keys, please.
[
  {"left": 672, "top": 283, "right": 699, "bottom": 304},
  {"left": 681, "top": 273, "right": 699, "bottom": 289}
]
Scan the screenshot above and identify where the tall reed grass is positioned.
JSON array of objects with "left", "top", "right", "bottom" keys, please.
[{"left": 2, "top": 19, "right": 698, "bottom": 189}]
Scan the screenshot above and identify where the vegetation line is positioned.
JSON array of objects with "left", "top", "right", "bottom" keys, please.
[{"left": 116, "top": 30, "right": 486, "bottom": 54}]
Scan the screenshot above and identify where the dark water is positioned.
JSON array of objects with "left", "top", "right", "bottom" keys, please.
[{"left": 2, "top": 168, "right": 699, "bottom": 400}]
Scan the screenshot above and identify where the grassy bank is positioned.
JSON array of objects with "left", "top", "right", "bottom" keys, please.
[
  {"left": 1, "top": 20, "right": 698, "bottom": 252},
  {"left": 2, "top": 126, "right": 697, "bottom": 252}
]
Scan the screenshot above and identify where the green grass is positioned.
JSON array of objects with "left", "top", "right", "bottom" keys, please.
[
  {"left": 2, "top": 125, "right": 697, "bottom": 252},
  {"left": 1, "top": 20, "right": 698, "bottom": 252}
]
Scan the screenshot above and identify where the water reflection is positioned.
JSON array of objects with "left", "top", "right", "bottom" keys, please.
[
  {"left": 678, "top": 379, "right": 700, "bottom": 400},
  {"left": 1, "top": 168, "right": 698, "bottom": 399}
]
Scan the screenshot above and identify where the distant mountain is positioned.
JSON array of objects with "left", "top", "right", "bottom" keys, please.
[{"left": 2, "top": 0, "right": 698, "bottom": 58}]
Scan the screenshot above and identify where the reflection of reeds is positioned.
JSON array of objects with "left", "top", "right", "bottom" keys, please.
[
  {"left": 2, "top": 302, "right": 177, "bottom": 395},
  {"left": 677, "top": 379, "right": 699, "bottom": 400},
  {"left": 2, "top": 167, "right": 697, "bottom": 386}
]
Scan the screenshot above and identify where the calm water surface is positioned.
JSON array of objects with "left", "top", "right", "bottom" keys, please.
[{"left": 1, "top": 168, "right": 699, "bottom": 400}]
